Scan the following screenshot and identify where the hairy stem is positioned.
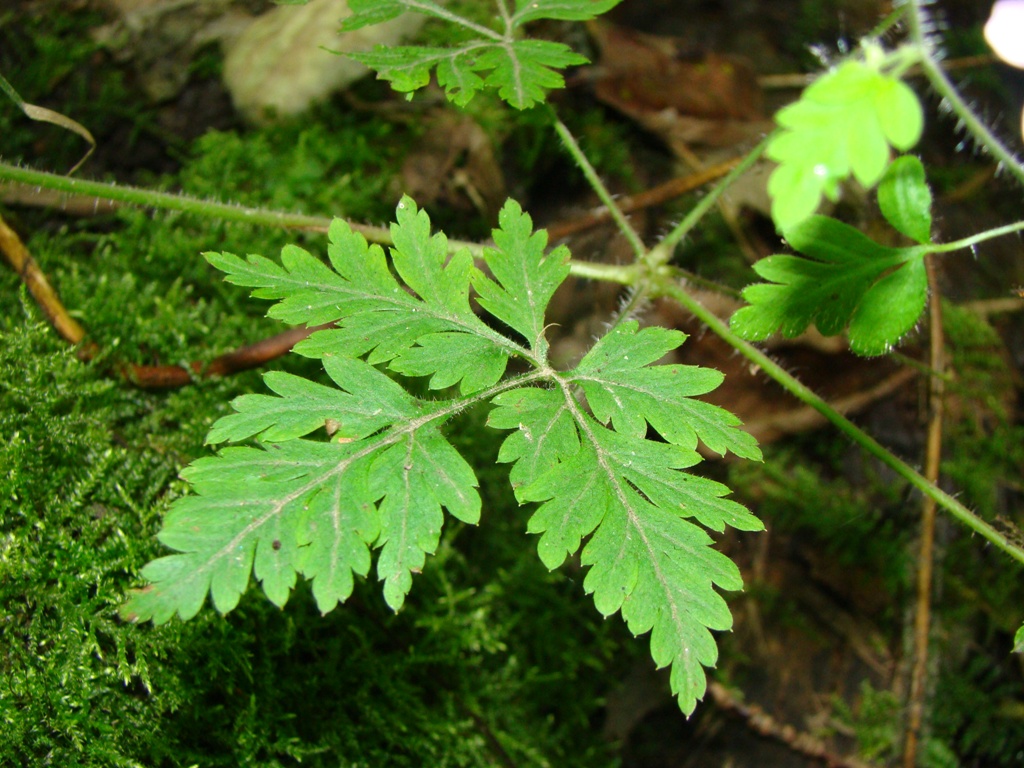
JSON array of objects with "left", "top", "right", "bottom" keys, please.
[
  {"left": 549, "top": 109, "right": 648, "bottom": 260},
  {"left": 652, "top": 137, "right": 771, "bottom": 262},
  {"left": 903, "top": 0, "right": 1024, "bottom": 188},
  {"left": 0, "top": 162, "right": 488, "bottom": 256},
  {"left": 930, "top": 220, "right": 1024, "bottom": 254}
]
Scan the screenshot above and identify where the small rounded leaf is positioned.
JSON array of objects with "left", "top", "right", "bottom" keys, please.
[
  {"left": 768, "top": 163, "right": 827, "bottom": 231},
  {"left": 874, "top": 77, "right": 924, "bottom": 151},
  {"left": 848, "top": 258, "right": 928, "bottom": 356},
  {"left": 877, "top": 155, "right": 933, "bottom": 244}
]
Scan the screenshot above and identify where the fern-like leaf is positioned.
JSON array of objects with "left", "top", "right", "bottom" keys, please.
[
  {"left": 340, "top": 0, "right": 622, "bottom": 109},
  {"left": 125, "top": 196, "right": 761, "bottom": 715}
]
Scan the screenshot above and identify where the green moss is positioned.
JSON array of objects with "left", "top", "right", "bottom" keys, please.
[
  {"left": 731, "top": 443, "right": 911, "bottom": 599},
  {"left": 176, "top": 102, "right": 407, "bottom": 222},
  {"left": 940, "top": 303, "right": 1024, "bottom": 519},
  {"left": 1, "top": 153, "right": 633, "bottom": 764},
  {"left": 0, "top": 301, "right": 635, "bottom": 766}
]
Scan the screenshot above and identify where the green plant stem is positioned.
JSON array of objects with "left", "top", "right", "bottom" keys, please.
[
  {"left": 565, "top": 259, "right": 637, "bottom": 284},
  {"left": 418, "top": 0, "right": 503, "bottom": 40},
  {"left": 549, "top": 110, "right": 648, "bottom": 260},
  {"left": 930, "top": 220, "right": 1024, "bottom": 254},
  {"left": 656, "top": 277, "right": 1024, "bottom": 568},
  {"left": 904, "top": 0, "right": 1024, "bottom": 189},
  {"left": 0, "top": 162, "right": 646, "bottom": 288},
  {"left": 0, "top": 161, "right": 488, "bottom": 256},
  {"left": 651, "top": 137, "right": 771, "bottom": 263},
  {"left": 869, "top": 4, "right": 908, "bottom": 40}
]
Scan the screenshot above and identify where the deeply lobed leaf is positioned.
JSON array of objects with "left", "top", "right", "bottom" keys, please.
[
  {"left": 472, "top": 199, "right": 570, "bottom": 353},
  {"left": 498, "top": 400, "right": 759, "bottom": 714},
  {"left": 730, "top": 215, "right": 929, "bottom": 355},
  {"left": 489, "top": 322, "right": 761, "bottom": 713},
  {"left": 570, "top": 322, "right": 762, "bottom": 460},
  {"left": 128, "top": 195, "right": 761, "bottom": 716},
  {"left": 340, "top": 0, "right": 622, "bottom": 109}
]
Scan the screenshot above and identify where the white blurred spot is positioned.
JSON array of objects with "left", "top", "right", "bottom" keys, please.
[{"left": 986, "top": 1, "right": 1024, "bottom": 68}]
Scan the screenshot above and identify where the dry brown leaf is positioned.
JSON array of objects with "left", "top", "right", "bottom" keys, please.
[
  {"left": 400, "top": 112, "right": 506, "bottom": 219},
  {"left": 587, "top": 20, "right": 770, "bottom": 151},
  {"left": 0, "top": 73, "right": 95, "bottom": 174}
]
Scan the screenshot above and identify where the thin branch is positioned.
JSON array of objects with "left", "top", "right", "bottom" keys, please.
[
  {"left": 739, "top": 367, "right": 918, "bottom": 447},
  {"left": 544, "top": 159, "right": 740, "bottom": 243},
  {"left": 0, "top": 210, "right": 332, "bottom": 387},
  {"left": 708, "top": 681, "right": 880, "bottom": 768},
  {"left": 549, "top": 109, "right": 648, "bottom": 260},
  {"left": 903, "top": 0, "right": 1024, "bottom": 189},
  {"left": 0, "top": 212, "right": 86, "bottom": 344},
  {"left": 930, "top": 220, "right": 1024, "bottom": 254},
  {"left": 117, "top": 324, "right": 332, "bottom": 389},
  {"left": 903, "top": 256, "right": 945, "bottom": 768},
  {"left": 651, "top": 136, "right": 771, "bottom": 262},
  {"left": 960, "top": 296, "right": 1024, "bottom": 316},
  {"left": 0, "top": 162, "right": 485, "bottom": 258}
]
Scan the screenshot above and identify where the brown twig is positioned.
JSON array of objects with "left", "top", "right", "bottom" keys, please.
[
  {"left": 0, "top": 211, "right": 327, "bottom": 388},
  {"left": 758, "top": 54, "right": 998, "bottom": 90},
  {"left": 545, "top": 159, "right": 740, "bottom": 242},
  {"left": 115, "top": 323, "right": 331, "bottom": 389},
  {"left": 0, "top": 212, "right": 87, "bottom": 343},
  {"left": 707, "top": 681, "right": 879, "bottom": 768},
  {"left": 903, "top": 256, "right": 946, "bottom": 767},
  {"left": 961, "top": 295, "right": 1024, "bottom": 316}
]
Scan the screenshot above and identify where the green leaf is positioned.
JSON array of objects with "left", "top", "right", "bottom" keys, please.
[
  {"left": 123, "top": 441, "right": 376, "bottom": 622},
  {"left": 582, "top": 491, "right": 740, "bottom": 712},
  {"left": 390, "top": 332, "right": 510, "bottom": 394},
  {"left": 570, "top": 322, "right": 762, "bottom": 460},
  {"left": 370, "top": 428, "right": 481, "bottom": 608},
  {"left": 1015, "top": 623, "right": 1024, "bottom": 654},
  {"left": 878, "top": 155, "right": 933, "bottom": 244},
  {"left": 472, "top": 199, "right": 570, "bottom": 353},
  {"left": 766, "top": 58, "right": 924, "bottom": 231},
  {"left": 509, "top": 419, "right": 751, "bottom": 715},
  {"left": 491, "top": 328, "right": 759, "bottom": 712},
  {"left": 126, "top": 198, "right": 512, "bottom": 622},
  {"left": 128, "top": 194, "right": 761, "bottom": 717},
  {"left": 340, "top": 0, "right": 622, "bottom": 109},
  {"left": 847, "top": 256, "right": 928, "bottom": 356},
  {"left": 206, "top": 356, "right": 420, "bottom": 444},
  {"left": 487, "top": 388, "right": 580, "bottom": 491},
  {"left": 730, "top": 215, "right": 929, "bottom": 355},
  {"left": 513, "top": 0, "right": 623, "bottom": 24},
  {"left": 873, "top": 76, "right": 924, "bottom": 151},
  {"left": 213, "top": 196, "right": 512, "bottom": 387}
]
